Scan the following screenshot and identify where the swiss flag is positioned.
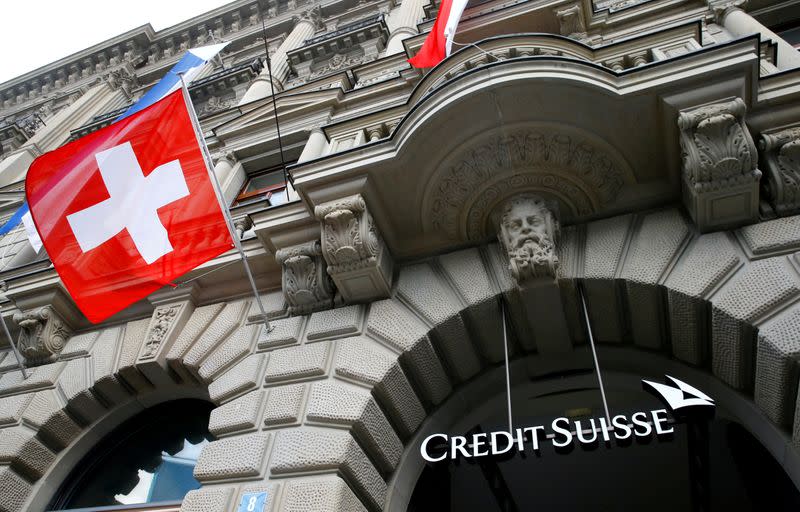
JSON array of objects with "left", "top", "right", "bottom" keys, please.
[{"left": 26, "top": 90, "right": 233, "bottom": 323}]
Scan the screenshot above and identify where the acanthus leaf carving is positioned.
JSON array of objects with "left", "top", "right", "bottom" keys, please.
[
  {"left": 760, "top": 125, "right": 800, "bottom": 215},
  {"left": 275, "top": 240, "right": 335, "bottom": 315},
  {"left": 13, "top": 306, "right": 72, "bottom": 366}
]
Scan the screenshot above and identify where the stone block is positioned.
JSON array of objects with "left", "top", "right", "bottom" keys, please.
[
  {"left": 271, "top": 428, "right": 386, "bottom": 510},
  {"left": 306, "top": 305, "right": 362, "bottom": 341},
  {"left": 198, "top": 324, "right": 258, "bottom": 382},
  {"left": 665, "top": 232, "right": 740, "bottom": 364},
  {"left": 263, "top": 383, "right": 307, "bottom": 427},
  {"left": 184, "top": 300, "right": 250, "bottom": 376},
  {"left": 621, "top": 209, "right": 689, "bottom": 349},
  {"left": 738, "top": 216, "right": 800, "bottom": 257},
  {"left": 283, "top": 476, "right": 367, "bottom": 512},
  {"left": 264, "top": 342, "right": 330, "bottom": 384},
  {"left": 365, "top": 299, "right": 451, "bottom": 405},
  {"left": 21, "top": 389, "right": 81, "bottom": 450},
  {"left": 0, "top": 394, "right": 33, "bottom": 426},
  {"left": 0, "top": 361, "right": 64, "bottom": 397},
  {"left": 0, "top": 426, "right": 55, "bottom": 480},
  {"left": 90, "top": 327, "right": 130, "bottom": 405},
  {"left": 0, "top": 466, "right": 31, "bottom": 512},
  {"left": 712, "top": 258, "right": 800, "bottom": 390},
  {"left": 307, "top": 381, "right": 403, "bottom": 474},
  {"left": 116, "top": 318, "right": 153, "bottom": 393},
  {"left": 194, "top": 432, "right": 271, "bottom": 482},
  {"left": 334, "top": 337, "right": 425, "bottom": 437},
  {"left": 438, "top": 248, "right": 504, "bottom": 363},
  {"left": 208, "top": 353, "right": 265, "bottom": 404},
  {"left": 755, "top": 306, "right": 800, "bottom": 429},
  {"left": 208, "top": 390, "right": 264, "bottom": 437},
  {"left": 58, "top": 358, "right": 106, "bottom": 424},
  {"left": 396, "top": 263, "right": 479, "bottom": 382},
  {"left": 247, "top": 290, "right": 288, "bottom": 323},
  {"left": 181, "top": 486, "right": 235, "bottom": 512},
  {"left": 60, "top": 331, "right": 99, "bottom": 359},
  {"left": 583, "top": 215, "right": 632, "bottom": 343},
  {"left": 257, "top": 316, "right": 304, "bottom": 351},
  {"left": 167, "top": 303, "right": 225, "bottom": 381}
]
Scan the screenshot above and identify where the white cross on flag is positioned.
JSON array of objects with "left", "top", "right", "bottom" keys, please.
[{"left": 26, "top": 90, "right": 233, "bottom": 323}]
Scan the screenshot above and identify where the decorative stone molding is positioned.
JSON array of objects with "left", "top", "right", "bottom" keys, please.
[
  {"left": 760, "top": 125, "right": 800, "bottom": 216},
  {"left": 678, "top": 97, "right": 761, "bottom": 231},
  {"left": 315, "top": 194, "right": 393, "bottom": 303},
  {"left": 497, "top": 194, "right": 560, "bottom": 283},
  {"left": 13, "top": 306, "right": 72, "bottom": 366},
  {"left": 708, "top": 0, "right": 747, "bottom": 23},
  {"left": 295, "top": 4, "right": 324, "bottom": 31},
  {"left": 275, "top": 240, "right": 336, "bottom": 315},
  {"left": 423, "top": 127, "right": 631, "bottom": 241},
  {"left": 555, "top": 3, "right": 587, "bottom": 41},
  {"left": 139, "top": 305, "right": 181, "bottom": 360}
]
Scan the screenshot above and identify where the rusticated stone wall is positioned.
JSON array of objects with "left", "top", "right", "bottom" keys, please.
[{"left": 0, "top": 208, "right": 799, "bottom": 511}]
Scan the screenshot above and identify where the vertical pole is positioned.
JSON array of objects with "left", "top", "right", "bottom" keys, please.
[
  {"left": 0, "top": 312, "right": 28, "bottom": 378},
  {"left": 577, "top": 282, "right": 611, "bottom": 424},
  {"left": 177, "top": 75, "right": 273, "bottom": 331},
  {"left": 260, "top": 11, "right": 290, "bottom": 199},
  {"left": 500, "top": 299, "right": 513, "bottom": 434}
]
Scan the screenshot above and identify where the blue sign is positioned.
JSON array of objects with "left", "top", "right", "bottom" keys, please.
[{"left": 238, "top": 491, "right": 268, "bottom": 512}]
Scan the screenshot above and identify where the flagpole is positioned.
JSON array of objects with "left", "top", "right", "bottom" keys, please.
[
  {"left": 177, "top": 74, "right": 273, "bottom": 332},
  {"left": 0, "top": 303, "right": 28, "bottom": 378}
]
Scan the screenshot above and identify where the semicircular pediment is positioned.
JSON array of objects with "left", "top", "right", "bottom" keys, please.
[{"left": 422, "top": 124, "right": 636, "bottom": 241}]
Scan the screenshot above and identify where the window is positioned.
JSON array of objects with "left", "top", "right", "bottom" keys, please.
[
  {"left": 234, "top": 166, "right": 291, "bottom": 207},
  {"left": 48, "top": 400, "right": 213, "bottom": 512}
]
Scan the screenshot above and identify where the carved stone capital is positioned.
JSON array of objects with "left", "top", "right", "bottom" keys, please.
[
  {"left": 13, "top": 306, "right": 72, "bottom": 366},
  {"left": 760, "top": 125, "right": 800, "bottom": 216},
  {"left": 678, "top": 98, "right": 761, "bottom": 231},
  {"left": 276, "top": 240, "right": 335, "bottom": 315},
  {"left": 497, "top": 194, "right": 560, "bottom": 283},
  {"left": 314, "top": 194, "right": 393, "bottom": 303},
  {"left": 708, "top": 0, "right": 747, "bottom": 23},
  {"left": 295, "top": 5, "right": 324, "bottom": 30},
  {"left": 555, "top": 3, "right": 587, "bottom": 40},
  {"left": 213, "top": 149, "right": 237, "bottom": 167}
]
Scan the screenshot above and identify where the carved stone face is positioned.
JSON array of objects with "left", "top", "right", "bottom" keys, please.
[
  {"left": 503, "top": 201, "right": 549, "bottom": 250},
  {"left": 498, "top": 194, "right": 560, "bottom": 282}
]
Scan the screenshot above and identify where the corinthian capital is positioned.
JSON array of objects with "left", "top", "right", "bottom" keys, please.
[
  {"left": 497, "top": 194, "right": 560, "bottom": 283},
  {"left": 708, "top": 0, "right": 747, "bottom": 22},
  {"left": 13, "top": 306, "right": 72, "bottom": 366},
  {"left": 295, "top": 4, "right": 323, "bottom": 30},
  {"left": 276, "top": 240, "right": 335, "bottom": 315}
]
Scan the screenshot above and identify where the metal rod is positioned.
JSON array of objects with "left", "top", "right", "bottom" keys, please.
[
  {"left": 500, "top": 299, "right": 513, "bottom": 434},
  {"left": 260, "top": 11, "right": 290, "bottom": 198},
  {"left": 0, "top": 311, "right": 28, "bottom": 378},
  {"left": 177, "top": 74, "right": 273, "bottom": 331},
  {"left": 577, "top": 282, "right": 611, "bottom": 424}
]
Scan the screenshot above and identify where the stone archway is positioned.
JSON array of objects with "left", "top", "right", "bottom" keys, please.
[{"left": 1, "top": 209, "right": 798, "bottom": 512}]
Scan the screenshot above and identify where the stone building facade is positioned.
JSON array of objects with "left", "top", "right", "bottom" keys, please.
[{"left": 1, "top": 0, "right": 800, "bottom": 510}]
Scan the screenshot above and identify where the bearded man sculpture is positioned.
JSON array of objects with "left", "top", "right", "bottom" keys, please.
[{"left": 498, "top": 194, "right": 560, "bottom": 282}]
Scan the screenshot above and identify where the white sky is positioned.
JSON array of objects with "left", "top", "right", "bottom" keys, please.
[{"left": 0, "top": 1, "right": 233, "bottom": 84}]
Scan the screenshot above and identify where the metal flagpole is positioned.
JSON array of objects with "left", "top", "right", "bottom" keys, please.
[
  {"left": 500, "top": 299, "right": 513, "bottom": 434},
  {"left": 177, "top": 74, "right": 272, "bottom": 331},
  {"left": 259, "top": 12, "right": 290, "bottom": 196},
  {"left": 0, "top": 308, "right": 28, "bottom": 378},
  {"left": 577, "top": 282, "right": 611, "bottom": 424}
]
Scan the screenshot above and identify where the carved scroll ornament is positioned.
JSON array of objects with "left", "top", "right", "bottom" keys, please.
[
  {"left": 276, "top": 240, "right": 335, "bottom": 315},
  {"left": 13, "top": 306, "right": 72, "bottom": 366},
  {"left": 760, "top": 125, "right": 800, "bottom": 215}
]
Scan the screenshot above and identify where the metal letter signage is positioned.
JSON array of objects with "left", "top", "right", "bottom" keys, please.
[{"left": 420, "top": 375, "right": 714, "bottom": 462}]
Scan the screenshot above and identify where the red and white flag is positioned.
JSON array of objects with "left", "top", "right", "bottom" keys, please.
[
  {"left": 26, "top": 90, "right": 233, "bottom": 323},
  {"left": 408, "top": 0, "right": 469, "bottom": 68}
]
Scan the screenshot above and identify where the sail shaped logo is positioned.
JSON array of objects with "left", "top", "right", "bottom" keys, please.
[{"left": 642, "top": 375, "right": 715, "bottom": 417}]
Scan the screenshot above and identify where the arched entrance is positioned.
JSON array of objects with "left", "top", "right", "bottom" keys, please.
[{"left": 389, "top": 349, "right": 800, "bottom": 511}]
